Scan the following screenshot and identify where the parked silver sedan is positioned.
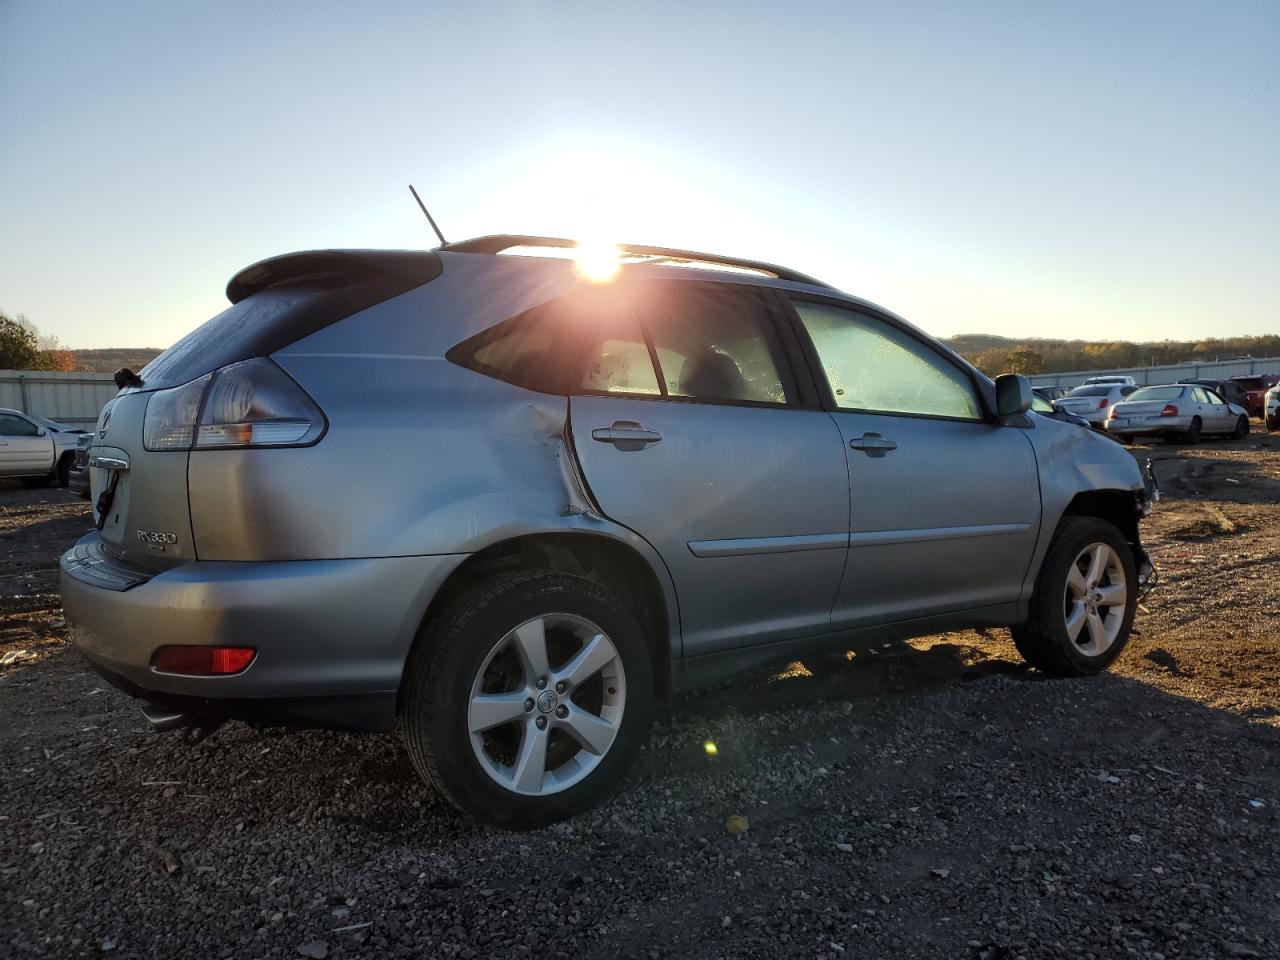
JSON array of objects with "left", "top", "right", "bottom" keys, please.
[
  {"left": 1054, "top": 384, "right": 1140, "bottom": 427},
  {"left": 1105, "top": 384, "right": 1250, "bottom": 443}
]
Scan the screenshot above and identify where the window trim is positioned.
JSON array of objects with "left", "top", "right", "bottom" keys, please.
[{"left": 776, "top": 291, "right": 996, "bottom": 423}]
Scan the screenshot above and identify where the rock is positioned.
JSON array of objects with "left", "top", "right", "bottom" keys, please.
[
  {"left": 297, "top": 942, "right": 328, "bottom": 959},
  {"left": 834, "top": 842, "right": 853, "bottom": 853},
  {"left": 930, "top": 868, "right": 951, "bottom": 879},
  {"left": 725, "top": 814, "right": 749, "bottom": 835}
]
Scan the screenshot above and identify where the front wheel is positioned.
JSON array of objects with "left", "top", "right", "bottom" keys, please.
[
  {"left": 1267, "top": 414, "right": 1279, "bottom": 432},
  {"left": 400, "top": 571, "right": 654, "bottom": 829},
  {"left": 1232, "top": 415, "right": 1249, "bottom": 440},
  {"left": 1012, "top": 516, "right": 1137, "bottom": 676}
]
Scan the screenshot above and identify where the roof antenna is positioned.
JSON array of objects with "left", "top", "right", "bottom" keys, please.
[{"left": 408, "top": 185, "right": 447, "bottom": 246}]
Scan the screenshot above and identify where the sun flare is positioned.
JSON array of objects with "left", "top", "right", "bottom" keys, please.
[{"left": 572, "top": 238, "right": 622, "bottom": 284}]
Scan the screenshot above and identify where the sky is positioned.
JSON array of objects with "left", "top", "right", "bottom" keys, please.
[{"left": 1, "top": 0, "right": 1277, "bottom": 350}]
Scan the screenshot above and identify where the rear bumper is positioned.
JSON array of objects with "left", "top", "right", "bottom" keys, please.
[
  {"left": 1105, "top": 416, "right": 1191, "bottom": 436},
  {"left": 60, "top": 532, "right": 467, "bottom": 732}
]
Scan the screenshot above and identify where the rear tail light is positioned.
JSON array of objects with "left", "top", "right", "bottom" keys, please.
[
  {"left": 1108, "top": 406, "right": 1118, "bottom": 419},
  {"left": 152, "top": 645, "right": 255, "bottom": 675},
  {"left": 1097, "top": 399, "right": 1109, "bottom": 410},
  {"left": 1160, "top": 404, "right": 1180, "bottom": 417},
  {"left": 143, "top": 359, "right": 325, "bottom": 451}
]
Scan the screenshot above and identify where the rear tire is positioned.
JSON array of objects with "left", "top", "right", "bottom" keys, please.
[
  {"left": 1267, "top": 414, "right": 1279, "bottom": 432},
  {"left": 1183, "top": 417, "right": 1202, "bottom": 444},
  {"left": 1011, "top": 516, "right": 1137, "bottom": 677},
  {"left": 400, "top": 571, "right": 654, "bottom": 829}
]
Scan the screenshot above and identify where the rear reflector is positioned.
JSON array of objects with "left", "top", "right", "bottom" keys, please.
[{"left": 152, "top": 646, "right": 255, "bottom": 676}]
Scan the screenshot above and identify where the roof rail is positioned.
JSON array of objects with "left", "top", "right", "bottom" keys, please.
[{"left": 441, "top": 234, "right": 832, "bottom": 288}]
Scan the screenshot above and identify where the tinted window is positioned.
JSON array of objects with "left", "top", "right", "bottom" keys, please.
[
  {"left": 1068, "top": 386, "right": 1115, "bottom": 398},
  {"left": 792, "top": 301, "right": 980, "bottom": 419},
  {"left": 0, "top": 414, "right": 39, "bottom": 437},
  {"left": 640, "top": 285, "right": 791, "bottom": 404},
  {"left": 449, "top": 302, "right": 580, "bottom": 394}
]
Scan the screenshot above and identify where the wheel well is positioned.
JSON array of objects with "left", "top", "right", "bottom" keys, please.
[
  {"left": 1062, "top": 490, "right": 1140, "bottom": 546},
  {"left": 415, "top": 533, "right": 673, "bottom": 699}
]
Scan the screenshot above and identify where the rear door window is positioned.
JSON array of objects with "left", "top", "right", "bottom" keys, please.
[
  {"left": 573, "top": 282, "right": 796, "bottom": 406},
  {"left": 639, "top": 284, "right": 793, "bottom": 405}
]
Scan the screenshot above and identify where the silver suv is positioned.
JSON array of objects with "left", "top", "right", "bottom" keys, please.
[{"left": 61, "top": 236, "right": 1155, "bottom": 828}]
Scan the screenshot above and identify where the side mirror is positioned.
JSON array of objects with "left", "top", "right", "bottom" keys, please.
[{"left": 995, "top": 374, "right": 1033, "bottom": 417}]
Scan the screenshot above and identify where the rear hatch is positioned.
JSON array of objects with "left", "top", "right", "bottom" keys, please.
[{"left": 87, "top": 249, "right": 442, "bottom": 572}]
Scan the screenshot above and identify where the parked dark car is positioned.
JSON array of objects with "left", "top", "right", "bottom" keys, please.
[
  {"left": 1180, "top": 378, "right": 1248, "bottom": 409},
  {"left": 1030, "top": 392, "right": 1090, "bottom": 428},
  {"left": 1033, "top": 386, "right": 1068, "bottom": 403},
  {"left": 1228, "top": 374, "right": 1280, "bottom": 417}
]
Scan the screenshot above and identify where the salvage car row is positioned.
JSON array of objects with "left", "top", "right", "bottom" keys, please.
[{"left": 1034, "top": 373, "right": 1277, "bottom": 443}]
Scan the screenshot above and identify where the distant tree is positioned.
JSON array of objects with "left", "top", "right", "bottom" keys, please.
[
  {"left": 1004, "top": 346, "right": 1047, "bottom": 375},
  {"left": 0, "top": 312, "right": 78, "bottom": 370},
  {"left": 972, "top": 348, "right": 1011, "bottom": 375},
  {"left": 0, "top": 313, "right": 42, "bottom": 369}
]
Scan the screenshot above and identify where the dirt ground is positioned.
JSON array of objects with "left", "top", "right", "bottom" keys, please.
[{"left": 1, "top": 427, "right": 1277, "bottom": 959}]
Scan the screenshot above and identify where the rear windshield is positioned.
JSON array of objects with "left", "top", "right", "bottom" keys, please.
[
  {"left": 1127, "top": 385, "right": 1184, "bottom": 402},
  {"left": 1067, "top": 386, "right": 1114, "bottom": 397},
  {"left": 139, "top": 253, "right": 441, "bottom": 390},
  {"left": 1230, "top": 376, "right": 1264, "bottom": 389}
]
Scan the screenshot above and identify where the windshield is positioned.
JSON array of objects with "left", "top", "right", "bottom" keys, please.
[{"left": 1127, "top": 385, "right": 1185, "bottom": 402}]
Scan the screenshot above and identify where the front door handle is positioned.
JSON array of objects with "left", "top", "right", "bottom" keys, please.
[
  {"left": 850, "top": 433, "right": 897, "bottom": 457},
  {"left": 591, "top": 421, "right": 663, "bottom": 451}
]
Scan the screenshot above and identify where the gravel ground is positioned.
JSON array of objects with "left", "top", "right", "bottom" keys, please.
[{"left": 1, "top": 429, "right": 1278, "bottom": 959}]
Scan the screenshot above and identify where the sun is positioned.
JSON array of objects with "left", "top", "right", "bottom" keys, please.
[{"left": 572, "top": 238, "right": 622, "bottom": 284}]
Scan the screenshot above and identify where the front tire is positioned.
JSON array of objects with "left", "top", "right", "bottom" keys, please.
[
  {"left": 400, "top": 571, "right": 654, "bottom": 829},
  {"left": 1232, "top": 415, "right": 1249, "bottom": 440},
  {"left": 1012, "top": 517, "right": 1137, "bottom": 676}
]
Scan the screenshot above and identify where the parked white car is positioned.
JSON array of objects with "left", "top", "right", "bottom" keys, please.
[
  {"left": 1104, "top": 384, "right": 1250, "bottom": 443},
  {"left": 1054, "top": 384, "right": 1140, "bottom": 426},
  {"left": 1265, "top": 383, "right": 1279, "bottom": 431},
  {"left": 0, "top": 408, "right": 90, "bottom": 486}
]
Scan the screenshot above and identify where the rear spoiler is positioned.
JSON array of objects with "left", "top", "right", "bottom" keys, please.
[{"left": 226, "top": 250, "right": 442, "bottom": 304}]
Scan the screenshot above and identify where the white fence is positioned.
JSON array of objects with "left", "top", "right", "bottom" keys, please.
[
  {"left": 0, "top": 370, "right": 118, "bottom": 428},
  {"left": 1028, "top": 356, "right": 1280, "bottom": 390}
]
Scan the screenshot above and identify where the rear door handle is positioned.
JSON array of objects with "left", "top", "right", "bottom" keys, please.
[
  {"left": 850, "top": 433, "right": 897, "bottom": 457},
  {"left": 591, "top": 421, "right": 663, "bottom": 451}
]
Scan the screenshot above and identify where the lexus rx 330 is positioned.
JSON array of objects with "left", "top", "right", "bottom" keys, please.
[{"left": 61, "top": 236, "right": 1155, "bottom": 828}]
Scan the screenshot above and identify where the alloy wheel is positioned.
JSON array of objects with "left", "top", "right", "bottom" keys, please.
[
  {"left": 1063, "top": 542, "right": 1128, "bottom": 657},
  {"left": 467, "top": 614, "right": 625, "bottom": 796}
]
